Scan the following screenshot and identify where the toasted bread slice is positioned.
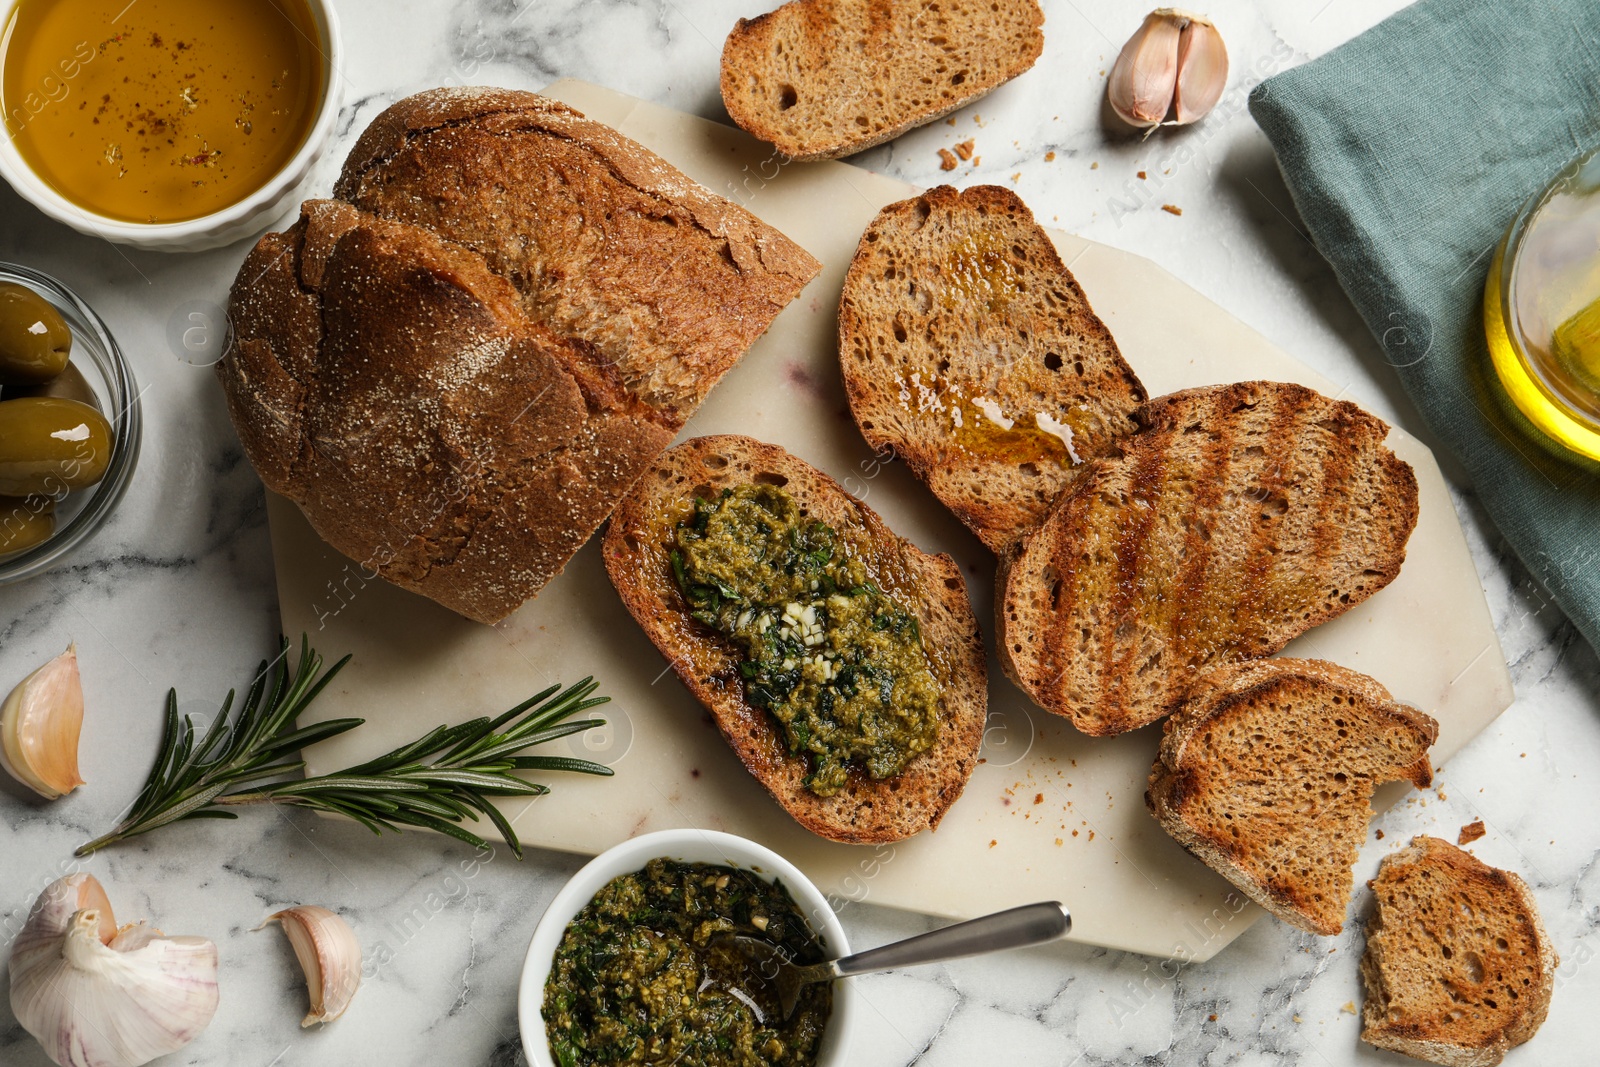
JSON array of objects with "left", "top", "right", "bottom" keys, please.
[
  {"left": 839, "top": 185, "right": 1147, "bottom": 552},
  {"left": 719, "top": 0, "right": 1044, "bottom": 161},
  {"left": 1362, "top": 836, "right": 1558, "bottom": 1066},
  {"left": 602, "top": 435, "right": 987, "bottom": 843},
  {"left": 1147, "top": 659, "right": 1438, "bottom": 935},
  {"left": 999, "top": 380, "right": 1420, "bottom": 735}
]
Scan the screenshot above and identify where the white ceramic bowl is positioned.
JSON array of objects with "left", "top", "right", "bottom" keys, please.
[
  {"left": 518, "top": 829, "right": 855, "bottom": 1067},
  {"left": 0, "top": 0, "right": 343, "bottom": 252}
]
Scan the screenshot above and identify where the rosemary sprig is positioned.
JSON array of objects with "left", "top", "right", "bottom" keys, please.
[{"left": 76, "top": 636, "right": 613, "bottom": 859}]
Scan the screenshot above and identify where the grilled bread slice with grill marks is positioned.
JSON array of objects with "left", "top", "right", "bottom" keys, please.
[
  {"left": 998, "top": 380, "right": 1420, "bottom": 735},
  {"left": 720, "top": 0, "right": 1045, "bottom": 162},
  {"left": 1147, "top": 658, "right": 1438, "bottom": 936},
  {"left": 1362, "top": 836, "right": 1557, "bottom": 1067},
  {"left": 602, "top": 434, "right": 987, "bottom": 844},
  {"left": 838, "top": 185, "right": 1147, "bottom": 553}
]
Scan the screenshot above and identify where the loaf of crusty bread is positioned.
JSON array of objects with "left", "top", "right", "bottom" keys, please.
[
  {"left": 720, "top": 0, "right": 1044, "bottom": 161},
  {"left": 1362, "top": 836, "right": 1558, "bottom": 1067},
  {"left": 839, "top": 185, "right": 1147, "bottom": 552},
  {"left": 1147, "top": 658, "right": 1437, "bottom": 936},
  {"left": 602, "top": 435, "right": 987, "bottom": 843},
  {"left": 998, "top": 380, "right": 1420, "bottom": 735},
  {"left": 220, "top": 88, "right": 820, "bottom": 624}
]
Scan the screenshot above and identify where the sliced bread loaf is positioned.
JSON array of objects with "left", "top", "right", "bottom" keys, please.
[
  {"left": 838, "top": 185, "right": 1147, "bottom": 552},
  {"left": 998, "top": 380, "right": 1420, "bottom": 735},
  {"left": 222, "top": 88, "right": 819, "bottom": 624},
  {"left": 602, "top": 434, "right": 987, "bottom": 843},
  {"left": 1147, "top": 658, "right": 1438, "bottom": 936},
  {"left": 720, "top": 0, "right": 1044, "bottom": 161},
  {"left": 1362, "top": 836, "right": 1557, "bottom": 1066}
]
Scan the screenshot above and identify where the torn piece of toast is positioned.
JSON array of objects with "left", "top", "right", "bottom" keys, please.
[{"left": 1147, "top": 658, "right": 1438, "bottom": 935}]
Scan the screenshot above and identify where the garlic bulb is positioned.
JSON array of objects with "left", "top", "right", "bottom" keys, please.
[
  {"left": 260, "top": 905, "right": 361, "bottom": 1025},
  {"left": 1107, "top": 9, "right": 1229, "bottom": 130},
  {"left": 0, "top": 643, "right": 85, "bottom": 798},
  {"left": 8, "top": 873, "right": 219, "bottom": 1067}
]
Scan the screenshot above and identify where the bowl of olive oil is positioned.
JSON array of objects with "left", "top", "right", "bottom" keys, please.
[
  {"left": 1485, "top": 143, "right": 1600, "bottom": 462},
  {"left": 0, "top": 0, "right": 342, "bottom": 251},
  {"left": 0, "top": 263, "right": 140, "bottom": 583}
]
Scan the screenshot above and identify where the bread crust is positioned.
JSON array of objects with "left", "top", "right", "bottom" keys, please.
[
  {"left": 720, "top": 0, "right": 1044, "bottom": 161},
  {"left": 220, "top": 89, "right": 820, "bottom": 624},
  {"left": 1146, "top": 658, "right": 1438, "bottom": 936},
  {"left": 601, "top": 435, "right": 987, "bottom": 843},
  {"left": 1361, "top": 836, "right": 1558, "bottom": 1066},
  {"left": 998, "top": 380, "right": 1421, "bottom": 735},
  {"left": 839, "top": 184, "right": 1146, "bottom": 552}
]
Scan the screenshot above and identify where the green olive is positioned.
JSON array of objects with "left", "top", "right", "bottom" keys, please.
[
  {"left": 0, "top": 397, "right": 113, "bottom": 497},
  {"left": 0, "top": 495, "right": 55, "bottom": 556},
  {"left": 1, "top": 361, "right": 100, "bottom": 409},
  {"left": 0, "top": 282, "right": 72, "bottom": 386}
]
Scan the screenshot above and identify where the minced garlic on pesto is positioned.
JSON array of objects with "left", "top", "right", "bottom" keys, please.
[{"left": 671, "top": 483, "right": 941, "bottom": 796}]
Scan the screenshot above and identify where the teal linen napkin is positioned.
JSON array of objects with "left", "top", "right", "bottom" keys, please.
[{"left": 1249, "top": 0, "right": 1600, "bottom": 656}]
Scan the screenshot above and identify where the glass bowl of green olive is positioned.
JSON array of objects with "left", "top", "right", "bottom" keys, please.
[{"left": 0, "top": 263, "right": 141, "bottom": 583}]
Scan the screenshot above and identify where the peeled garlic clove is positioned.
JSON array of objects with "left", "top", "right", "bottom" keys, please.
[
  {"left": 1107, "top": 9, "right": 1229, "bottom": 129},
  {"left": 0, "top": 643, "right": 85, "bottom": 799},
  {"left": 1107, "top": 10, "right": 1182, "bottom": 128},
  {"left": 8, "top": 873, "right": 220, "bottom": 1067},
  {"left": 1173, "top": 16, "right": 1229, "bottom": 124},
  {"left": 260, "top": 905, "right": 361, "bottom": 1026}
]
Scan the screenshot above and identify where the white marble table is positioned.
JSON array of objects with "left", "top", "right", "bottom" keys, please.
[{"left": 2, "top": 1, "right": 1596, "bottom": 1065}]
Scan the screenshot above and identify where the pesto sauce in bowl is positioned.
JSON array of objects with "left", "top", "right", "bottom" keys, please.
[
  {"left": 543, "top": 859, "right": 831, "bottom": 1067},
  {"left": 669, "top": 484, "right": 942, "bottom": 796}
]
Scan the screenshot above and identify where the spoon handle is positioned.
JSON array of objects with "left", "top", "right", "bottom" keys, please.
[{"left": 830, "top": 901, "right": 1071, "bottom": 979}]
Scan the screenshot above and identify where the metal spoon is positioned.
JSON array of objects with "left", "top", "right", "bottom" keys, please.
[{"left": 720, "top": 901, "right": 1071, "bottom": 1020}]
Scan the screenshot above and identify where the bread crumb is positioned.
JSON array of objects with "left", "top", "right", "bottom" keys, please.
[
  {"left": 1375, "top": 828, "right": 1385, "bottom": 840},
  {"left": 988, "top": 839, "right": 997, "bottom": 849},
  {"left": 1088, "top": 831, "right": 1096, "bottom": 841},
  {"left": 1090, "top": 162, "right": 1098, "bottom": 169},
  {"left": 972, "top": 156, "right": 981, "bottom": 167},
  {"left": 1033, "top": 793, "right": 1044, "bottom": 805},
  {"left": 1458, "top": 819, "right": 1486, "bottom": 845},
  {"left": 954, "top": 139, "right": 975, "bottom": 161},
  {"left": 1010, "top": 172, "right": 1021, "bottom": 183},
  {"left": 1072, "top": 829, "right": 1079, "bottom": 837},
  {"left": 1162, "top": 204, "right": 1183, "bottom": 216},
  {"left": 946, "top": 117, "right": 957, "bottom": 126},
  {"left": 1054, "top": 837, "right": 1063, "bottom": 846},
  {"left": 1208, "top": 1014, "right": 1218, "bottom": 1022},
  {"left": 1437, "top": 790, "right": 1448, "bottom": 801},
  {"left": 1045, "top": 151, "right": 1056, "bottom": 162},
  {"left": 1137, "top": 170, "right": 1147, "bottom": 179},
  {"left": 938, "top": 148, "right": 958, "bottom": 171}
]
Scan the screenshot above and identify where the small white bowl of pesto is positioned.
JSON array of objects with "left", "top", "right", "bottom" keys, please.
[{"left": 518, "top": 829, "right": 854, "bottom": 1067}]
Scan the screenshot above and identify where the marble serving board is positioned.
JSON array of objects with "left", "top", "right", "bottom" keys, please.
[{"left": 266, "top": 80, "right": 1514, "bottom": 960}]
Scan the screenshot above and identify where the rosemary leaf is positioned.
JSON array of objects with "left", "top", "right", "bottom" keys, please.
[{"left": 77, "top": 636, "right": 613, "bottom": 857}]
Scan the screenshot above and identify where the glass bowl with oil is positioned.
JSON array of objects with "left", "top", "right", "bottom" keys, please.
[
  {"left": 0, "top": 0, "right": 343, "bottom": 252},
  {"left": 1485, "top": 144, "right": 1600, "bottom": 463},
  {"left": 0, "top": 263, "right": 141, "bottom": 584}
]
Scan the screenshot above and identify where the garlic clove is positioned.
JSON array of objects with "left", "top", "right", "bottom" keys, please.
[
  {"left": 259, "top": 905, "right": 361, "bottom": 1026},
  {"left": 8, "top": 874, "right": 219, "bottom": 1067},
  {"left": 0, "top": 643, "right": 85, "bottom": 799},
  {"left": 1107, "top": 10, "right": 1182, "bottom": 128},
  {"left": 1172, "top": 16, "right": 1229, "bottom": 124},
  {"left": 1107, "top": 9, "right": 1229, "bottom": 130}
]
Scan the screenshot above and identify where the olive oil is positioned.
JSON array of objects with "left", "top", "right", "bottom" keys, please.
[
  {"left": 1, "top": 0, "right": 324, "bottom": 223},
  {"left": 1484, "top": 145, "right": 1600, "bottom": 462}
]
